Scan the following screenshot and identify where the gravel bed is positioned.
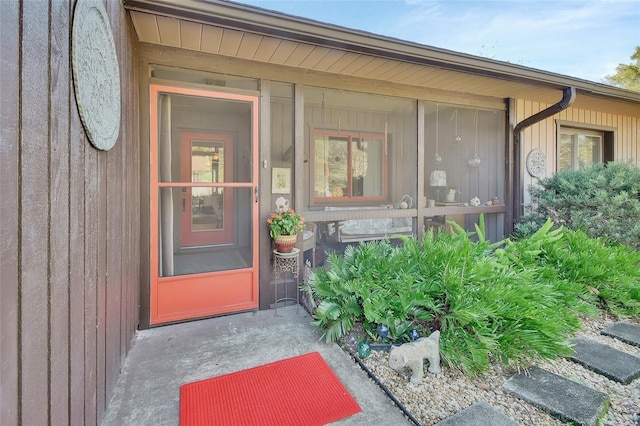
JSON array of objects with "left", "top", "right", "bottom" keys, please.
[{"left": 341, "top": 315, "right": 640, "bottom": 426}]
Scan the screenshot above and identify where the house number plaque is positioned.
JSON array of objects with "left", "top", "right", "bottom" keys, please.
[{"left": 71, "top": 0, "right": 121, "bottom": 151}]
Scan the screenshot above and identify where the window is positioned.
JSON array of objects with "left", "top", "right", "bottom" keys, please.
[
  {"left": 558, "top": 128, "right": 603, "bottom": 171},
  {"left": 304, "top": 86, "right": 417, "bottom": 208},
  {"left": 424, "top": 103, "right": 505, "bottom": 206},
  {"left": 313, "top": 130, "right": 386, "bottom": 201}
]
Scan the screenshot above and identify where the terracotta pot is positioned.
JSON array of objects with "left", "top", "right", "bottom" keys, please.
[{"left": 274, "top": 234, "right": 297, "bottom": 253}]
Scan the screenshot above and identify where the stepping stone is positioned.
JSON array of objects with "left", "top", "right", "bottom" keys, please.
[
  {"left": 601, "top": 322, "right": 640, "bottom": 347},
  {"left": 434, "top": 401, "right": 516, "bottom": 426},
  {"left": 569, "top": 337, "right": 640, "bottom": 384},
  {"left": 502, "top": 366, "right": 608, "bottom": 426}
]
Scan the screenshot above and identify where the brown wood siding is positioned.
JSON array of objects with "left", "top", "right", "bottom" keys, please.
[
  {"left": 0, "top": 1, "right": 140, "bottom": 425},
  {"left": 517, "top": 97, "right": 640, "bottom": 207},
  {"left": 20, "top": 2, "right": 50, "bottom": 423},
  {"left": 265, "top": 98, "right": 295, "bottom": 308},
  {"left": 0, "top": 1, "right": 20, "bottom": 424},
  {"left": 50, "top": 2, "right": 71, "bottom": 424}
]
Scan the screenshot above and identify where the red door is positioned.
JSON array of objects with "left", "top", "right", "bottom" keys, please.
[
  {"left": 149, "top": 84, "right": 259, "bottom": 325},
  {"left": 180, "top": 131, "right": 234, "bottom": 246}
]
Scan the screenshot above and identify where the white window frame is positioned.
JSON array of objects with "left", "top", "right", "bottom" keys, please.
[{"left": 556, "top": 124, "right": 607, "bottom": 171}]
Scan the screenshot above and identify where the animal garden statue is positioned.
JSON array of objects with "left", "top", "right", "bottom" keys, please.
[{"left": 388, "top": 330, "right": 441, "bottom": 384}]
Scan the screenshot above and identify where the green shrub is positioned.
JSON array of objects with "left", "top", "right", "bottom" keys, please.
[
  {"left": 306, "top": 217, "right": 640, "bottom": 377},
  {"left": 516, "top": 162, "right": 640, "bottom": 249},
  {"left": 536, "top": 229, "right": 640, "bottom": 317},
  {"left": 437, "top": 221, "right": 587, "bottom": 374}
]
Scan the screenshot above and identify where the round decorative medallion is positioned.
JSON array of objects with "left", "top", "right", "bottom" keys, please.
[
  {"left": 526, "top": 149, "right": 546, "bottom": 178},
  {"left": 71, "top": 0, "right": 121, "bottom": 151}
]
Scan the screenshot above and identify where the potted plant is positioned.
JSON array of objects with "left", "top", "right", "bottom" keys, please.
[{"left": 267, "top": 197, "right": 304, "bottom": 253}]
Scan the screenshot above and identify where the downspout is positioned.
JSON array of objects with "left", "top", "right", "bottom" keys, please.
[{"left": 512, "top": 86, "right": 576, "bottom": 224}]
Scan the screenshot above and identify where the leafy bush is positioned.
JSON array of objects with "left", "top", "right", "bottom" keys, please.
[
  {"left": 534, "top": 229, "right": 640, "bottom": 317},
  {"left": 516, "top": 162, "right": 640, "bottom": 249},
  {"left": 306, "top": 217, "right": 640, "bottom": 376}
]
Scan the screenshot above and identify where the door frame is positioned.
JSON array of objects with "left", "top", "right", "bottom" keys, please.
[{"left": 149, "top": 84, "right": 260, "bottom": 325}]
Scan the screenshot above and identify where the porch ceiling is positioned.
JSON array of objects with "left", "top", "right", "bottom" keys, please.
[{"left": 125, "top": 0, "right": 640, "bottom": 117}]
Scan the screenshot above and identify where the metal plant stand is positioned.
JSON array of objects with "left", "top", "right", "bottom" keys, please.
[{"left": 272, "top": 248, "right": 300, "bottom": 314}]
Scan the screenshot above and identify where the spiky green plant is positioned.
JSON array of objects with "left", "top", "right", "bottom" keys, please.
[
  {"left": 426, "top": 220, "right": 584, "bottom": 375},
  {"left": 537, "top": 229, "right": 640, "bottom": 317},
  {"left": 306, "top": 215, "right": 640, "bottom": 376}
]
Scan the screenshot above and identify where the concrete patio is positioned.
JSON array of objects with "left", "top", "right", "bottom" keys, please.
[{"left": 102, "top": 305, "right": 411, "bottom": 425}]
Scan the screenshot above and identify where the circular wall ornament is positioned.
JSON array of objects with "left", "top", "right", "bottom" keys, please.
[
  {"left": 71, "top": 0, "right": 121, "bottom": 151},
  {"left": 526, "top": 149, "right": 546, "bottom": 178}
]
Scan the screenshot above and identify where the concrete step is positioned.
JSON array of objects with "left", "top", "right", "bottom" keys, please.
[
  {"left": 601, "top": 322, "right": 640, "bottom": 347},
  {"left": 569, "top": 337, "right": 640, "bottom": 385},
  {"left": 502, "top": 366, "right": 609, "bottom": 426},
  {"left": 434, "top": 402, "right": 516, "bottom": 426}
]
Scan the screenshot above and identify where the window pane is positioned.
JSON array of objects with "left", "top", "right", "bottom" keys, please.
[
  {"left": 270, "top": 82, "right": 294, "bottom": 174},
  {"left": 558, "top": 133, "right": 574, "bottom": 171},
  {"left": 315, "top": 135, "right": 349, "bottom": 198},
  {"left": 578, "top": 135, "right": 601, "bottom": 169},
  {"left": 313, "top": 133, "right": 385, "bottom": 200},
  {"left": 355, "top": 137, "right": 383, "bottom": 197},
  {"left": 558, "top": 129, "right": 602, "bottom": 171},
  {"left": 304, "top": 86, "right": 417, "bottom": 207},
  {"left": 424, "top": 104, "right": 505, "bottom": 206},
  {"left": 157, "top": 93, "right": 253, "bottom": 184},
  {"left": 151, "top": 66, "right": 259, "bottom": 91},
  {"left": 158, "top": 187, "right": 253, "bottom": 277},
  {"left": 190, "top": 187, "right": 225, "bottom": 231}
]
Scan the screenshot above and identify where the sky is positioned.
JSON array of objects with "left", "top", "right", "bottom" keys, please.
[{"left": 235, "top": 0, "right": 640, "bottom": 84}]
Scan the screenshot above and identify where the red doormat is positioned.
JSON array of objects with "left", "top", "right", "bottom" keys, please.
[{"left": 179, "top": 352, "right": 362, "bottom": 426}]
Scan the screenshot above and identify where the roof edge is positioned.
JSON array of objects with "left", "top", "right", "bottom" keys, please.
[{"left": 124, "top": 0, "right": 640, "bottom": 104}]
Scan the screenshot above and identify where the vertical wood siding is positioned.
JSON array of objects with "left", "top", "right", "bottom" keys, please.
[
  {"left": 516, "top": 98, "right": 640, "bottom": 207},
  {"left": 0, "top": 1, "right": 140, "bottom": 425},
  {"left": 0, "top": 1, "right": 20, "bottom": 425}
]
